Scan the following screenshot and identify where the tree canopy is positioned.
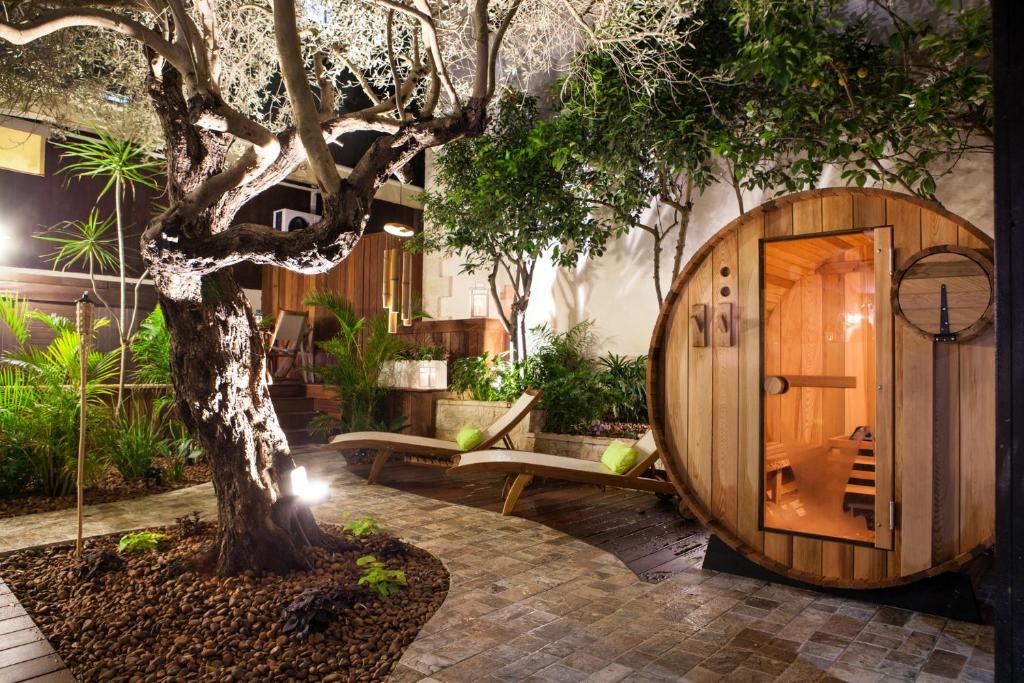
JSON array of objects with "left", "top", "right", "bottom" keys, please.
[{"left": 418, "top": 92, "right": 620, "bottom": 360}]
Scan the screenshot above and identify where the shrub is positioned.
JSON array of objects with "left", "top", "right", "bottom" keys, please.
[
  {"left": 102, "top": 404, "right": 168, "bottom": 480},
  {"left": 0, "top": 293, "right": 118, "bottom": 496},
  {"left": 117, "top": 531, "right": 169, "bottom": 553},
  {"left": 356, "top": 555, "right": 407, "bottom": 598},
  {"left": 598, "top": 353, "right": 648, "bottom": 424},
  {"left": 397, "top": 344, "right": 447, "bottom": 361},
  {"left": 450, "top": 353, "right": 498, "bottom": 400}
]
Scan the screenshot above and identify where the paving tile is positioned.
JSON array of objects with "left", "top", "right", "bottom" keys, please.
[{"left": 0, "top": 447, "right": 997, "bottom": 683}]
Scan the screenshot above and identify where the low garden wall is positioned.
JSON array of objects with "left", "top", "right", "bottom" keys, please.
[
  {"left": 528, "top": 432, "right": 624, "bottom": 462},
  {"left": 435, "top": 399, "right": 541, "bottom": 451}
]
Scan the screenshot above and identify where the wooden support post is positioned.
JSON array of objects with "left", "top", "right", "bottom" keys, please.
[
  {"left": 502, "top": 473, "right": 533, "bottom": 516},
  {"left": 367, "top": 449, "right": 392, "bottom": 485}
]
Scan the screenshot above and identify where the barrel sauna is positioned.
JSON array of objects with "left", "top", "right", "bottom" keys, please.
[{"left": 648, "top": 187, "right": 994, "bottom": 588}]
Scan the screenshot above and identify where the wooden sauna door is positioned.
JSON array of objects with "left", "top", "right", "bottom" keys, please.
[
  {"left": 873, "top": 227, "right": 894, "bottom": 550},
  {"left": 761, "top": 227, "right": 894, "bottom": 549}
]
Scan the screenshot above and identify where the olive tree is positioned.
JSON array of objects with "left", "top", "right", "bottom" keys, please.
[{"left": 0, "top": 0, "right": 690, "bottom": 574}]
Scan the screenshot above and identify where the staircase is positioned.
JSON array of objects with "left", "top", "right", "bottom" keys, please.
[{"left": 270, "top": 382, "right": 319, "bottom": 446}]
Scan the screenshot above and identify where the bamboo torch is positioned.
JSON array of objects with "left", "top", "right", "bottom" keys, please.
[
  {"left": 388, "top": 247, "right": 401, "bottom": 333},
  {"left": 401, "top": 251, "right": 413, "bottom": 327},
  {"left": 74, "top": 292, "right": 94, "bottom": 558},
  {"left": 382, "top": 248, "right": 393, "bottom": 309}
]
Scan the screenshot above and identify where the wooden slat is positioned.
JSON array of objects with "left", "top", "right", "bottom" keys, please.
[
  {"left": 854, "top": 545, "right": 888, "bottom": 580},
  {"left": 822, "top": 541, "right": 854, "bottom": 580},
  {"left": 764, "top": 203, "right": 794, "bottom": 238},
  {"left": 665, "top": 285, "right": 690, "bottom": 496},
  {"left": 764, "top": 531, "right": 793, "bottom": 568},
  {"left": 793, "top": 536, "right": 822, "bottom": 576},
  {"left": 899, "top": 328, "right": 934, "bottom": 574},
  {"left": 793, "top": 198, "right": 823, "bottom": 235},
  {"left": 932, "top": 342, "right": 959, "bottom": 564},
  {"left": 960, "top": 327, "right": 995, "bottom": 552},
  {"left": 821, "top": 194, "right": 854, "bottom": 231},
  {"left": 737, "top": 218, "right": 764, "bottom": 552},
  {"left": 712, "top": 231, "right": 739, "bottom": 529},
  {"left": 853, "top": 195, "right": 886, "bottom": 228},
  {"left": 687, "top": 258, "right": 714, "bottom": 504},
  {"left": 874, "top": 227, "right": 895, "bottom": 551}
]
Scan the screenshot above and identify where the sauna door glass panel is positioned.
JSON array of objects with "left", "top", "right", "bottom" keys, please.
[{"left": 762, "top": 231, "right": 876, "bottom": 544}]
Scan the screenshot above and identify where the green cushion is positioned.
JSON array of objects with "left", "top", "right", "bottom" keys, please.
[
  {"left": 601, "top": 440, "right": 638, "bottom": 475},
  {"left": 456, "top": 425, "right": 484, "bottom": 451}
]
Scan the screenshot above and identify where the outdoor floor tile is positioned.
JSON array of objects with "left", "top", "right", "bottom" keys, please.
[{"left": 0, "top": 446, "right": 996, "bottom": 682}]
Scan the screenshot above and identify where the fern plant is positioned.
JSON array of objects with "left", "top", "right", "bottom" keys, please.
[
  {"left": 0, "top": 293, "right": 119, "bottom": 496},
  {"left": 302, "top": 291, "right": 407, "bottom": 436}
]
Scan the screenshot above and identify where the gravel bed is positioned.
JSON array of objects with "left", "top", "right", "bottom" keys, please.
[
  {"left": 0, "top": 458, "right": 212, "bottom": 519},
  {"left": 1, "top": 522, "right": 448, "bottom": 681}
]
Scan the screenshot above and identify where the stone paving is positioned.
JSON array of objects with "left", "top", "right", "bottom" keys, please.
[{"left": 0, "top": 447, "right": 996, "bottom": 682}]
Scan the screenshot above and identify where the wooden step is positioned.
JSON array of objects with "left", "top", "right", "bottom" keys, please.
[
  {"left": 844, "top": 483, "right": 876, "bottom": 497},
  {"left": 854, "top": 455, "right": 875, "bottom": 467},
  {"left": 269, "top": 382, "right": 306, "bottom": 398},
  {"left": 829, "top": 436, "right": 875, "bottom": 452},
  {"left": 277, "top": 411, "right": 318, "bottom": 429},
  {"left": 272, "top": 396, "right": 316, "bottom": 412}
]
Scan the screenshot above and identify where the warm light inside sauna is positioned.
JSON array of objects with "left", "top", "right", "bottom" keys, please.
[{"left": 761, "top": 230, "right": 878, "bottom": 544}]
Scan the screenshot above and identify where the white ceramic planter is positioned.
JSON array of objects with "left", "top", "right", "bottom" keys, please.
[{"left": 381, "top": 360, "right": 448, "bottom": 390}]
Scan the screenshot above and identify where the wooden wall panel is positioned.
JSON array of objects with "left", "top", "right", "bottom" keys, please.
[
  {"left": 687, "top": 259, "right": 714, "bottom": 505},
  {"left": 737, "top": 217, "right": 765, "bottom": 551},
  {"left": 263, "top": 233, "right": 423, "bottom": 339},
  {"left": 712, "top": 231, "right": 739, "bottom": 529}
]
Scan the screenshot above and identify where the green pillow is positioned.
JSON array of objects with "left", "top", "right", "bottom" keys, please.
[
  {"left": 601, "top": 440, "right": 638, "bottom": 475},
  {"left": 456, "top": 425, "right": 484, "bottom": 451}
]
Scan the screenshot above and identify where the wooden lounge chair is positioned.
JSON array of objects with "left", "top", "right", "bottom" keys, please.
[
  {"left": 267, "top": 309, "right": 314, "bottom": 383},
  {"left": 327, "top": 388, "right": 541, "bottom": 484},
  {"left": 449, "top": 431, "right": 676, "bottom": 516}
]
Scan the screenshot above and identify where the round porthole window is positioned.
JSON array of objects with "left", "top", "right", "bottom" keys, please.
[{"left": 892, "top": 245, "right": 993, "bottom": 343}]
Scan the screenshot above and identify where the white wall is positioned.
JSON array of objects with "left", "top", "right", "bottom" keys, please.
[{"left": 423, "top": 151, "right": 993, "bottom": 357}]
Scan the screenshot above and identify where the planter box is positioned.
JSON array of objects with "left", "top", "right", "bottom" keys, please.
[
  {"left": 529, "top": 432, "right": 664, "bottom": 471},
  {"left": 381, "top": 360, "right": 448, "bottom": 390},
  {"left": 435, "top": 398, "right": 541, "bottom": 451},
  {"left": 529, "top": 432, "right": 624, "bottom": 462}
]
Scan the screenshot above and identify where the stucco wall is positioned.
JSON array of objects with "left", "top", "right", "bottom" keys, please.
[{"left": 423, "top": 150, "right": 993, "bottom": 357}]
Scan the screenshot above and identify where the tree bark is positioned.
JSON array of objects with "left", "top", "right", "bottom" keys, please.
[{"left": 158, "top": 266, "right": 343, "bottom": 574}]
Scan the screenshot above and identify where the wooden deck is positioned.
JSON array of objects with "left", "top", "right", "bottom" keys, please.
[
  {"left": 0, "top": 581, "right": 70, "bottom": 683},
  {"left": 346, "top": 461, "right": 709, "bottom": 582}
]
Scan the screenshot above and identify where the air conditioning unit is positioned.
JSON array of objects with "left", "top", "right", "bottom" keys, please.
[{"left": 273, "top": 208, "right": 320, "bottom": 232}]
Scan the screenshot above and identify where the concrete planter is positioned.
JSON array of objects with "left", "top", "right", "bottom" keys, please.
[
  {"left": 381, "top": 360, "right": 448, "bottom": 390},
  {"left": 435, "top": 398, "right": 541, "bottom": 450}
]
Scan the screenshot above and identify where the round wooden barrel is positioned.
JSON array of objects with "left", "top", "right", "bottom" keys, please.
[{"left": 647, "top": 187, "right": 994, "bottom": 588}]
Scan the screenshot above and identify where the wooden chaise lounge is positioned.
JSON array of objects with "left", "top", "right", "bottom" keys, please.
[
  {"left": 449, "top": 431, "right": 676, "bottom": 516},
  {"left": 327, "top": 389, "right": 541, "bottom": 484}
]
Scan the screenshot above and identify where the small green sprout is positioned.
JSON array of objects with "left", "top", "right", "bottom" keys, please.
[
  {"left": 117, "top": 531, "right": 169, "bottom": 553},
  {"left": 356, "top": 555, "right": 407, "bottom": 598}
]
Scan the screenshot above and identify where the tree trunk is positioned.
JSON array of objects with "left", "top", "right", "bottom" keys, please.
[{"left": 157, "top": 266, "right": 343, "bottom": 575}]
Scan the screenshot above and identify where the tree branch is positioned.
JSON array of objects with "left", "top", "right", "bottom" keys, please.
[
  {"left": 273, "top": 0, "right": 341, "bottom": 195},
  {"left": 0, "top": 7, "right": 193, "bottom": 77}
]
